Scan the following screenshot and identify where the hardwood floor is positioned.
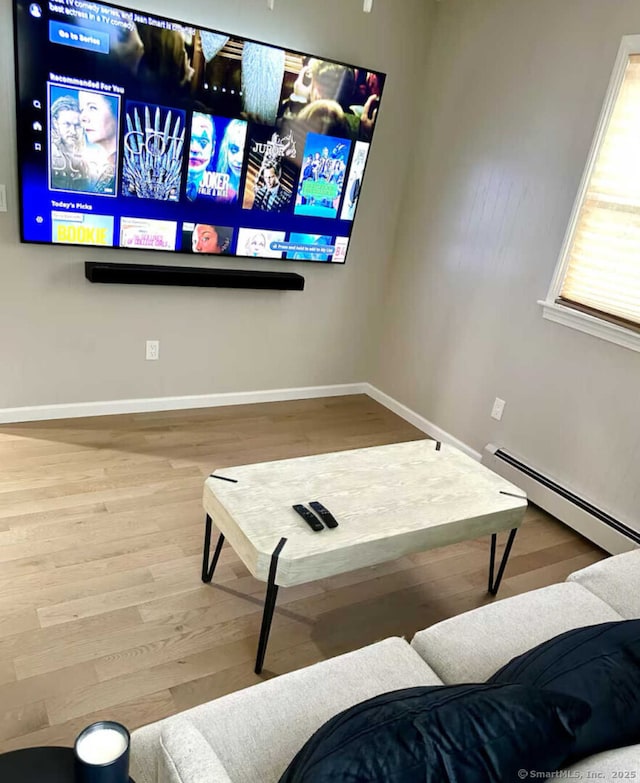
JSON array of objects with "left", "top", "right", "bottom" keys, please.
[{"left": 0, "top": 395, "right": 606, "bottom": 751}]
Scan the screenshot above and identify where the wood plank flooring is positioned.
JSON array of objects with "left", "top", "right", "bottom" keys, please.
[{"left": 0, "top": 395, "right": 606, "bottom": 751}]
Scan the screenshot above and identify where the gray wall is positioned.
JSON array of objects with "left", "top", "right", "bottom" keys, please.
[
  {"left": 0, "top": 0, "right": 430, "bottom": 407},
  {"left": 6, "top": 0, "right": 636, "bottom": 532},
  {"left": 374, "top": 0, "right": 640, "bottom": 530}
]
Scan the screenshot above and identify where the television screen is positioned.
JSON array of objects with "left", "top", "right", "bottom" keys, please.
[{"left": 12, "top": 0, "right": 385, "bottom": 264}]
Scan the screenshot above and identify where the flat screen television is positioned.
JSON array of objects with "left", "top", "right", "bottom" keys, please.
[{"left": 12, "top": 0, "right": 385, "bottom": 263}]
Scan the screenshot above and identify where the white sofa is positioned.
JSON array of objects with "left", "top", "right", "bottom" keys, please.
[{"left": 130, "top": 548, "right": 640, "bottom": 783}]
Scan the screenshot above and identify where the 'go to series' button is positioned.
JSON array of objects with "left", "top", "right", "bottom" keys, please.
[{"left": 49, "top": 21, "right": 110, "bottom": 54}]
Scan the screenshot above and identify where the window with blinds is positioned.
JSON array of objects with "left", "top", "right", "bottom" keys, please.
[{"left": 557, "top": 53, "right": 640, "bottom": 330}]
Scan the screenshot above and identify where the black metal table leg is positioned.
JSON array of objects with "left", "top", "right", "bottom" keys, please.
[
  {"left": 202, "top": 514, "right": 225, "bottom": 583},
  {"left": 488, "top": 527, "right": 518, "bottom": 596},
  {"left": 255, "top": 537, "right": 287, "bottom": 675}
]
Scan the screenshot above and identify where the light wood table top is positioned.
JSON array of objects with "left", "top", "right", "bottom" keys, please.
[{"left": 202, "top": 440, "right": 527, "bottom": 588}]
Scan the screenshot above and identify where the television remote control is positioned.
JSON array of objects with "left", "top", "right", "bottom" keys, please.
[
  {"left": 292, "top": 504, "right": 324, "bottom": 532},
  {"left": 309, "top": 501, "right": 339, "bottom": 528}
]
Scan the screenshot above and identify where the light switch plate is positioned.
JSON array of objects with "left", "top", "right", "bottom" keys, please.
[{"left": 0, "top": 185, "right": 7, "bottom": 212}]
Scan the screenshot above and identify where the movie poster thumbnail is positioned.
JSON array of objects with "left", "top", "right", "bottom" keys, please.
[
  {"left": 236, "top": 228, "right": 286, "bottom": 259},
  {"left": 332, "top": 237, "right": 349, "bottom": 263},
  {"left": 241, "top": 126, "right": 298, "bottom": 213},
  {"left": 285, "top": 233, "right": 334, "bottom": 262},
  {"left": 186, "top": 114, "right": 248, "bottom": 204},
  {"left": 119, "top": 217, "right": 177, "bottom": 251},
  {"left": 182, "top": 222, "right": 234, "bottom": 255},
  {"left": 48, "top": 84, "right": 120, "bottom": 196},
  {"left": 51, "top": 211, "right": 114, "bottom": 247},
  {"left": 122, "top": 102, "right": 186, "bottom": 202},
  {"left": 340, "top": 142, "right": 369, "bottom": 221},
  {"left": 294, "top": 133, "right": 352, "bottom": 219}
]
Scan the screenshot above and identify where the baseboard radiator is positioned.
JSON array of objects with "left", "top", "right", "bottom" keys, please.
[{"left": 482, "top": 444, "right": 640, "bottom": 555}]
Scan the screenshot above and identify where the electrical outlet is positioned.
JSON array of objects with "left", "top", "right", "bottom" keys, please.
[
  {"left": 491, "top": 397, "right": 506, "bottom": 421},
  {"left": 146, "top": 340, "right": 159, "bottom": 361}
]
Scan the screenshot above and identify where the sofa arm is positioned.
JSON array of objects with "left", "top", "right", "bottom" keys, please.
[{"left": 159, "top": 717, "right": 233, "bottom": 783}]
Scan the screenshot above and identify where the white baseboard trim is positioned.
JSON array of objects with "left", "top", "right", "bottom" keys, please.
[
  {"left": 0, "top": 383, "right": 369, "bottom": 424},
  {"left": 0, "top": 382, "right": 481, "bottom": 464},
  {"left": 363, "top": 384, "right": 482, "bottom": 461}
]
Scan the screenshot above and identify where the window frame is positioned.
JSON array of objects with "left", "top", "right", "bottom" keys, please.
[{"left": 539, "top": 34, "right": 640, "bottom": 354}]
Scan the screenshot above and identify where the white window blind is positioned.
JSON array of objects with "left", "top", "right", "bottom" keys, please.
[{"left": 559, "top": 54, "right": 640, "bottom": 329}]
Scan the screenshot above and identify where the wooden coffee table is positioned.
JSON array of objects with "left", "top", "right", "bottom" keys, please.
[{"left": 201, "top": 440, "right": 527, "bottom": 673}]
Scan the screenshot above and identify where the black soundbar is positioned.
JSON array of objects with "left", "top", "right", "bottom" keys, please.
[{"left": 85, "top": 262, "right": 305, "bottom": 291}]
